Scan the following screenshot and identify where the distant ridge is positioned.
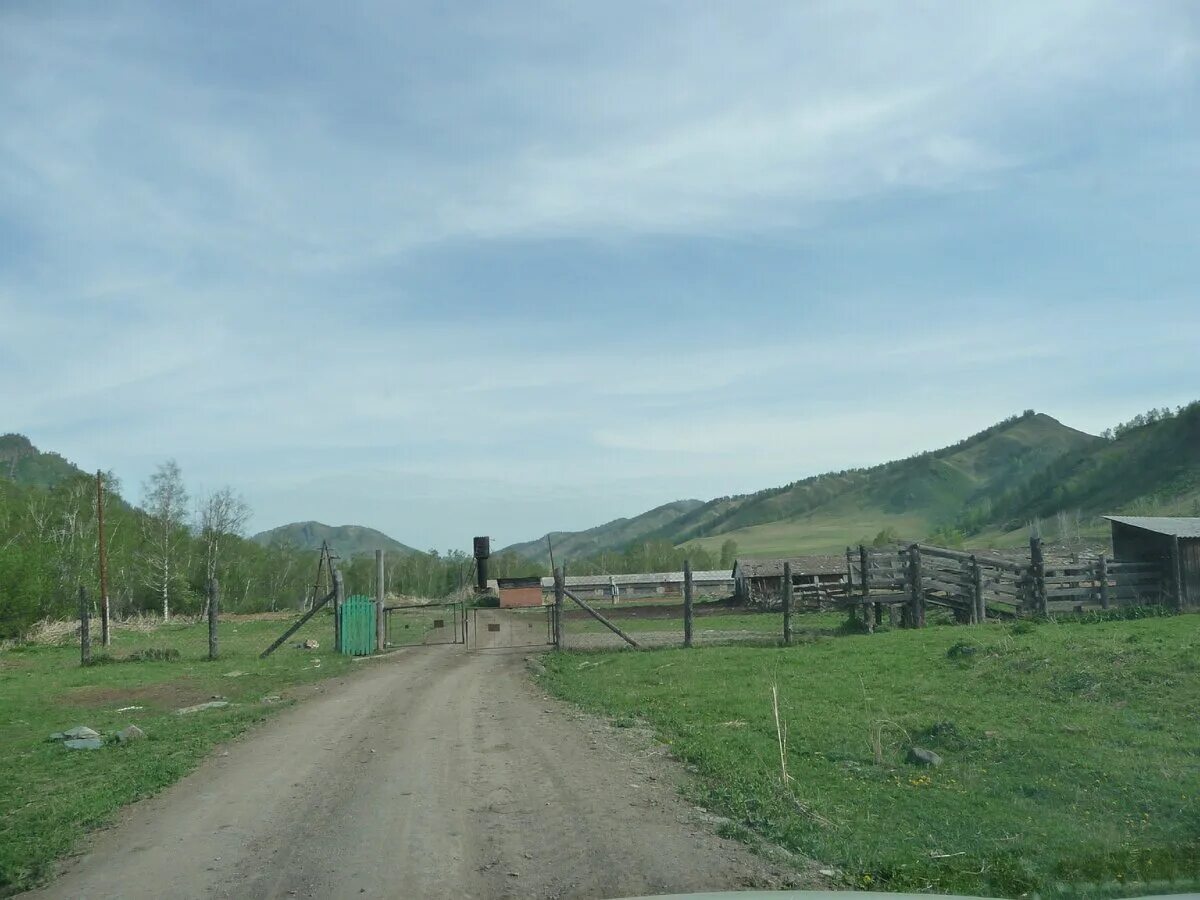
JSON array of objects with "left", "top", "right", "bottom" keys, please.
[
  {"left": 500, "top": 500, "right": 705, "bottom": 565},
  {"left": 0, "top": 434, "right": 87, "bottom": 488},
  {"left": 251, "top": 521, "right": 420, "bottom": 558}
]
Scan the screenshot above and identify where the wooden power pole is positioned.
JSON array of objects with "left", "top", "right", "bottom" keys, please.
[{"left": 96, "top": 471, "right": 111, "bottom": 647}]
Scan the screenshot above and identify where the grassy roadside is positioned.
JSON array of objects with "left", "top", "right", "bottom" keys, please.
[
  {"left": 0, "top": 615, "right": 352, "bottom": 895},
  {"left": 541, "top": 614, "right": 1200, "bottom": 898}
]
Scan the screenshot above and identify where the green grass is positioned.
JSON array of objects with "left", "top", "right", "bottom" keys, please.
[
  {"left": 0, "top": 615, "right": 353, "bottom": 895},
  {"left": 541, "top": 615, "right": 1200, "bottom": 898}
]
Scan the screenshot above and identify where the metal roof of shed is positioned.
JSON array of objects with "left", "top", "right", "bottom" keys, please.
[
  {"left": 732, "top": 556, "right": 846, "bottom": 577},
  {"left": 1104, "top": 516, "right": 1200, "bottom": 539},
  {"left": 538, "top": 571, "right": 733, "bottom": 589}
]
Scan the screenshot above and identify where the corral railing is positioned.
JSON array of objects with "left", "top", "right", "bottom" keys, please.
[{"left": 845, "top": 538, "right": 1173, "bottom": 627}]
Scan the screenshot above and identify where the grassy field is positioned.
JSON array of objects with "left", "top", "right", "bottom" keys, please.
[
  {"left": 0, "top": 614, "right": 351, "bottom": 895},
  {"left": 542, "top": 614, "right": 1200, "bottom": 898}
]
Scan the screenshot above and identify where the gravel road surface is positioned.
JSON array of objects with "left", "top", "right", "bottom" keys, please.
[{"left": 27, "top": 644, "right": 802, "bottom": 900}]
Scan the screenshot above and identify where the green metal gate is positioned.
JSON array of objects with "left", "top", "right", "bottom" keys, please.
[{"left": 340, "top": 595, "right": 377, "bottom": 656}]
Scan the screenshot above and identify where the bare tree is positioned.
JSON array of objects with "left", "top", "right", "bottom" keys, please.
[
  {"left": 197, "top": 486, "right": 250, "bottom": 587},
  {"left": 141, "top": 459, "right": 188, "bottom": 620}
]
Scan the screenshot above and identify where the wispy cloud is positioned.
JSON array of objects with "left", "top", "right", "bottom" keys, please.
[{"left": 2, "top": 1, "right": 1199, "bottom": 547}]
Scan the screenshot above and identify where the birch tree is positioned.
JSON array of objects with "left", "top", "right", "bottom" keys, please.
[
  {"left": 196, "top": 487, "right": 250, "bottom": 614},
  {"left": 142, "top": 459, "right": 188, "bottom": 619}
]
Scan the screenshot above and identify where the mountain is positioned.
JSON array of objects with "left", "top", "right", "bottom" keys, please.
[
  {"left": 501, "top": 499, "right": 705, "bottom": 564},
  {"left": 979, "top": 401, "right": 1200, "bottom": 535},
  {"left": 0, "top": 434, "right": 88, "bottom": 488},
  {"left": 506, "top": 411, "right": 1116, "bottom": 559},
  {"left": 658, "top": 412, "right": 1104, "bottom": 555},
  {"left": 251, "top": 521, "right": 421, "bottom": 558}
]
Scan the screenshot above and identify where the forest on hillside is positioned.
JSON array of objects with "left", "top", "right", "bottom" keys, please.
[{"left": 0, "top": 458, "right": 540, "bottom": 639}]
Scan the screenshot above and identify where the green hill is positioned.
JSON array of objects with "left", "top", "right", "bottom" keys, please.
[
  {"left": 251, "top": 521, "right": 420, "bottom": 558},
  {"left": 500, "top": 500, "right": 704, "bottom": 564},
  {"left": 979, "top": 401, "right": 1200, "bottom": 538},
  {"left": 0, "top": 434, "right": 88, "bottom": 488},
  {"left": 653, "top": 412, "right": 1102, "bottom": 555},
  {"left": 505, "top": 411, "right": 1120, "bottom": 560}
]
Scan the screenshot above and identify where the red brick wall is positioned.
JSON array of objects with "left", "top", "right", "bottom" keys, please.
[{"left": 499, "top": 586, "right": 544, "bottom": 608}]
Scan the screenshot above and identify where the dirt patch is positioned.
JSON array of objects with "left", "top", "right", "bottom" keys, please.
[
  {"left": 61, "top": 679, "right": 216, "bottom": 711},
  {"left": 561, "top": 597, "right": 747, "bottom": 622}
]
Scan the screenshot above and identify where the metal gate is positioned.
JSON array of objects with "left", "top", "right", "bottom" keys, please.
[
  {"left": 339, "top": 595, "right": 377, "bottom": 656},
  {"left": 384, "top": 602, "right": 465, "bottom": 648},
  {"left": 467, "top": 605, "right": 555, "bottom": 650}
]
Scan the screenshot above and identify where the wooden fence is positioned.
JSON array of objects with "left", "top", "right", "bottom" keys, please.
[{"left": 843, "top": 538, "right": 1171, "bottom": 627}]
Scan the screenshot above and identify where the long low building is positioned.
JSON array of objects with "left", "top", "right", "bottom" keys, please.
[{"left": 536, "top": 570, "right": 735, "bottom": 602}]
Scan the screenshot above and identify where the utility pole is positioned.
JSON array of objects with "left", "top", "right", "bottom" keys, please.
[{"left": 96, "top": 471, "right": 111, "bottom": 647}]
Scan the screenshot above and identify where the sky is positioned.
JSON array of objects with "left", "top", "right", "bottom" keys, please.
[{"left": 2, "top": 1, "right": 1199, "bottom": 551}]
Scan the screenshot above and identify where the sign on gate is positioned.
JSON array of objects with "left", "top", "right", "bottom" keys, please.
[{"left": 340, "top": 595, "right": 377, "bottom": 656}]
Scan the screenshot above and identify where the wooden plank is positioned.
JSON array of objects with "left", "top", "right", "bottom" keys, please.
[
  {"left": 260, "top": 587, "right": 337, "bottom": 658},
  {"left": 562, "top": 588, "right": 640, "bottom": 648},
  {"left": 375, "top": 550, "right": 386, "bottom": 652}
]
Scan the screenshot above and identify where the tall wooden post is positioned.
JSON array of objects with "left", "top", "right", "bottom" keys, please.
[
  {"left": 907, "top": 545, "right": 925, "bottom": 628},
  {"left": 553, "top": 567, "right": 565, "bottom": 649},
  {"left": 782, "top": 562, "right": 793, "bottom": 645},
  {"left": 1098, "top": 554, "right": 1110, "bottom": 609},
  {"left": 333, "top": 568, "right": 345, "bottom": 653},
  {"left": 970, "top": 554, "right": 984, "bottom": 623},
  {"left": 1171, "top": 536, "right": 1185, "bottom": 612},
  {"left": 845, "top": 546, "right": 855, "bottom": 598},
  {"left": 375, "top": 549, "right": 386, "bottom": 652},
  {"left": 859, "top": 545, "right": 877, "bottom": 628},
  {"left": 79, "top": 585, "right": 91, "bottom": 666},
  {"left": 96, "top": 471, "right": 111, "bottom": 647},
  {"left": 683, "top": 560, "right": 694, "bottom": 648},
  {"left": 1029, "top": 536, "right": 1046, "bottom": 616},
  {"left": 207, "top": 578, "right": 219, "bottom": 660}
]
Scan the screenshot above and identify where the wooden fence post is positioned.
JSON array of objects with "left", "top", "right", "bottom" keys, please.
[
  {"left": 553, "top": 567, "right": 565, "bottom": 649},
  {"left": 859, "top": 544, "right": 879, "bottom": 628},
  {"left": 207, "top": 578, "right": 219, "bottom": 660},
  {"left": 1029, "top": 536, "right": 1047, "bottom": 616},
  {"left": 907, "top": 544, "right": 925, "bottom": 628},
  {"left": 683, "top": 560, "right": 694, "bottom": 648},
  {"left": 333, "top": 568, "right": 345, "bottom": 653},
  {"left": 782, "top": 562, "right": 793, "bottom": 645},
  {"left": 375, "top": 549, "right": 386, "bottom": 652},
  {"left": 97, "top": 471, "right": 111, "bottom": 647},
  {"left": 970, "top": 554, "right": 984, "bottom": 624},
  {"left": 1098, "top": 554, "right": 1110, "bottom": 609},
  {"left": 79, "top": 585, "right": 91, "bottom": 666},
  {"left": 1171, "top": 536, "right": 1185, "bottom": 612}
]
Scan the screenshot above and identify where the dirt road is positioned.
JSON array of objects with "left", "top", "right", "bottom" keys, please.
[{"left": 28, "top": 645, "right": 799, "bottom": 900}]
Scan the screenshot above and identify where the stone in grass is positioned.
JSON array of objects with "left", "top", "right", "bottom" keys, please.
[
  {"left": 175, "top": 700, "right": 230, "bottom": 715},
  {"left": 64, "top": 738, "right": 104, "bottom": 750},
  {"left": 907, "top": 746, "right": 943, "bottom": 767},
  {"left": 116, "top": 725, "right": 147, "bottom": 744},
  {"left": 62, "top": 725, "right": 101, "bottom": 740}
]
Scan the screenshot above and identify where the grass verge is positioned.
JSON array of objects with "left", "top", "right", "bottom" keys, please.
[
  {"left": 541, "top": 615, "right": 1200, "bottom": 898},
  {"left": 0, "top": 615, "right": 352, "bottom": 895}
]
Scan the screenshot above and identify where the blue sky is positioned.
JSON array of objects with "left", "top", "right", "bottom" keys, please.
[{"left": 2, "top": 1, "right": 1198, "bottom": 551}]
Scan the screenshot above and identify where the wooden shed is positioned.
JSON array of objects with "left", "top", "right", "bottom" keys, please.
[
  {"left": 1104, "top": 516, "right": 1199, "bottom": 609},
  {"left": 731, "top": 556, "right": 847, "bottom": 605}
]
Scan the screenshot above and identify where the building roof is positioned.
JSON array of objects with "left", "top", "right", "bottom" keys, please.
[
  {"left": 537, "top": 571, "right": 733, "bottom": 589},
  {"left": 1104, "top": 516, "right": 1200, "bottom": 539},
  {"left": 732, "top": 556, "right": 847, "bottom": 577}
]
